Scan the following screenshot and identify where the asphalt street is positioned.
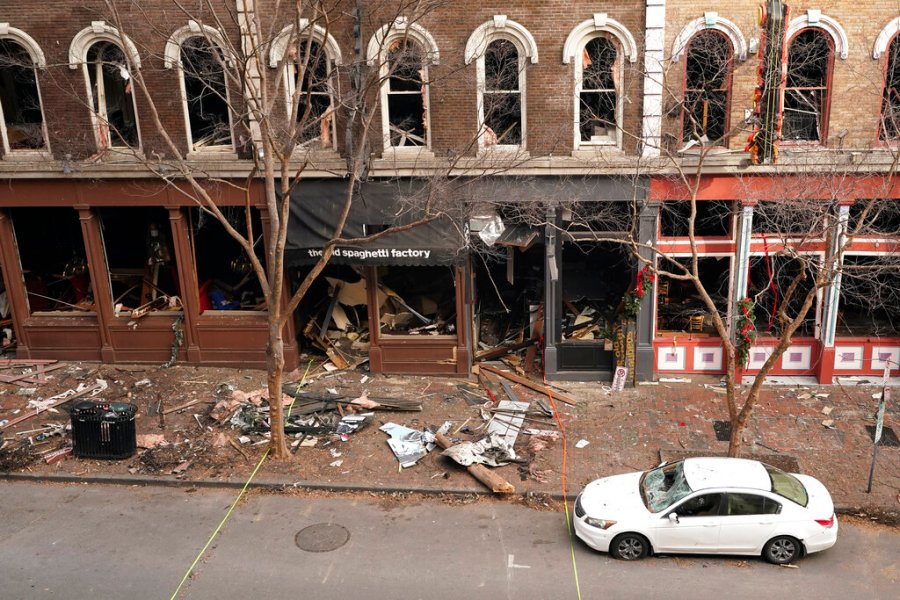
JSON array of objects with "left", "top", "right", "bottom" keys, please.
[{"left": 1, "top": 482, "right": 897, "bottom": 599}]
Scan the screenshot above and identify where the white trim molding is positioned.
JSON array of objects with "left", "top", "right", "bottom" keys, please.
[
  {"left": 270, "top": 20, "right": 343, "bottom": 68},
  {"left": 671, "top": 13, "right": 748, "bottom": 62},
  {"left": 68, "top": 21, "right": 142, "bottom": 69},
  {"left": 786, "top": 10, "right": 849, "bottom": 60},
  {"left": 164, "top": 21, "right": 232, "bottom": 69},
  {"left": 0, "top": 23, "right": 46, "bottom": 67},
  {"left": 562, "top": 13, "right": 638, "bottom": 64},
  {"left": 367, "top": 17, "right": 439, "bottom": 66},
  {"left": 465, "top": 15, "right": 538, "bottom": 65},
  {"left": 873, "top": 16, "right": 900, "bottom": 59}
]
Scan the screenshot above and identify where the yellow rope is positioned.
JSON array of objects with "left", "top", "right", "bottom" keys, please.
[{"left": 169, "top": 446, "right": 270, "bottom": 599}]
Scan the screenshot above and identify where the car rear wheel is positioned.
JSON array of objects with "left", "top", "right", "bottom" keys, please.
[
  {"left": 763, "top": 536, "right": 801, "bottom": 564},
  {"left": 610, "top": 533, "right": 649, "bottom": 561}
]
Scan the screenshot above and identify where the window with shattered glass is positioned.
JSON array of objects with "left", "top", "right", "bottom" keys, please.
[
  {"left": 641, "top": 460, "right": 693, "bottom": 512},
  {"left": 682, "top": 30, "right": 731, "bottom": 145},
  {"left": 86, "top": 41, "right": 139, "bottom": 148},
  {"left": 386, "top": 39, "right": 427, "bottom": 148},
  {"left": 880, "top": 35, "right": 900, "bottom": 141},
  {"left": 0, "top": 39, "right": 47, "bottom": 153},
  {"left": 293, "top": 40, "right": 333, "bottom": 147},
  {"left": 483, "top": 38, "right": 522, "bottom": 146},
  {"left": 783, "top": 29, "right": 832, "bottom": 143},
  {"left": 180, "top": 36, "right": 232, "bottom": 151},
  {"left": 579, "top": 36, "right": 619, "bottom": 145}
]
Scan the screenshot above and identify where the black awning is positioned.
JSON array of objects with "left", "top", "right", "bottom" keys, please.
[{"left": 285, "top": 180, "right": 466, "bottom": 267}]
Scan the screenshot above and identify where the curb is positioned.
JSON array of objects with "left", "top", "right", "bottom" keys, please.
[{"left": 1, "top": 471, "right": 893, "bottom": 523}]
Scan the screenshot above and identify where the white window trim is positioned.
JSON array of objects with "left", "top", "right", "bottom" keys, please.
[
  {"left": 69, "top": 22, "right": 143, "bottom": 154},
  {"left": 367, "top": 17, "right": 439, "bottom": 156},
  {"left": 786, "top": 10, "right": 849, "bottom": 60},
  {"left": 563, "top": 14, "right": 637, "bottom": 151},
  {"left": 466, "top": 16, "right": 537, "bottom": 154},
  {"left": 271, "top": 22, "right": 343, "bottom": 153},
  {"left": 0, "top": 23, "right": 50, "bottom": 159},
  {"left": 671, "top": 13, "right": 747, "bottom": 62},
  {"left": 164, "top": 22, "right": 236, "bottom": 157},
  {"left": 873, "top": 17, "right": 900, "bottom": 59}
]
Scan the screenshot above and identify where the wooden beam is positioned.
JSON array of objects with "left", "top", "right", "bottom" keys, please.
[
  {"left": 478, "top": 364, "right": 578, "bottom": 406},
  {"left": 435, "top": 433, "right": 515, "bottom": 494},
  {"left": 0, "top": 383, "right": 105, "bottom": 430}
]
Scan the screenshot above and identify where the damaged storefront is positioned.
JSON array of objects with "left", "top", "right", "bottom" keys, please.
[
  {"left": 0, "top": 180, "right": 296, "bottom": 368},
  {"left": 286, "top": 180, "right": 470, "bottom": 375}
]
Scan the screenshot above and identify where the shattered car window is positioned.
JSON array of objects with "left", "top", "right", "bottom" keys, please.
[{"left": 640, "top": 460, "right": 693, "bottom": 512}]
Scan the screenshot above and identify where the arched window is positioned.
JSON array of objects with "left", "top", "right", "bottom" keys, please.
[
  {"left": 384, "top": 38, "right": 427, "bottom": 148},
  {"left": 368, "top": 18, "right": 438, "bottom": 153},
  {"left": 0, "top": 38, "right": 47, "bottom": 154},
  {"left": 483, "top": 38, "right": 522, "bottom": 147},
  {"left": 880, "top": 34, "right": 900, "bottom": 141},
  {"left": 271, "top": 22, "right": 342, "bottom": 150},
  {"left": 682, "top": 30, "right": 732, "bottom": 145},
  {"left": 578, "top": 36, "right": 619, "bottom": 146},
  {"left": 179, "top": 36, "right": 232, "bottom": 152},
  {"left": 783, "top": 29, "right": 833, "bottom": 143}
]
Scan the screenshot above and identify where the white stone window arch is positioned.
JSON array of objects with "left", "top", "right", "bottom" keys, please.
[
  {"left": 164, "top": 22, "right": 235, "bottom": 154},
  {"left": 271, "top": 22, "right": 343, "bottom": 150},
  {"left": 671, "top": 13, "right": 748, "bottom": 62},
  {"left": 466, "top": 16, "right": 538, "bottom": 152},
  {"left": 0, "top": 23, "right": 50, "bottom": 157},
  {"left": 786, "top": 10, "right": 849, "bottom": 60},
  {"left": 69, "top": 22, "right": 142, "bottom": 152},
  {"left": 563, "top": 14, "right": 637, "bottom": 150},
  {"left": 873, "top": 17, "right": 900, "bottom": 59},
  {"left": 367, "top": 17, "right": 439, "bottom": 154}
]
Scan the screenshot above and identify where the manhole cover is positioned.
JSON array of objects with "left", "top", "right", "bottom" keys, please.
[
  {"left": 295, "top": 523, "right": 350, "bottom": 552},
  {"left": 866, "top": 425, "right": 900, "bottom": 447},
  {"left": 713, "top": 420, "right": 732, "bottom": 442}
]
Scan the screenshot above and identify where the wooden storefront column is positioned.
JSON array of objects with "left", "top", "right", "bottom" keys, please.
[
  {"left": 76, "top": 207, "right": 115, "bottom": 362},
  {"left": 168, "top": 208, "right": 201, "bottom": 362},
  {"left": 0, "top": 209, "right": 29, "bottom": 356},
  {"left": 366, "top": 267, "right": 384, "bottom": 372}
]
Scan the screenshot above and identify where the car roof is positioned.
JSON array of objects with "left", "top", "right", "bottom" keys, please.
[{"left": 682, "top": 457, "right": 771, "bottom": 492}]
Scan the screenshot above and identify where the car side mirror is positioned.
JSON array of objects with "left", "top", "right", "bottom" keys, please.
[{"left": 667, "top": 513, "right": 680, "bottom": 524}]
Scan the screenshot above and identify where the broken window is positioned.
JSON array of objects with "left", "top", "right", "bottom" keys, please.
[
  {"left": 752, "top": 200, "right": 829, "bottom": 235},
  {"left": 9, "top": 208, "right": 92, "bottom": 314},
  {"left": 847, "top": 199, "right": 900, "bottom": 235},
  {"left": 560, "top": 242, "right": 631, "bottom": 343},
  {"left": 86, "top": 41, "right": 139, "bottom": 149},
  {"left": 0, "top": 39, "right": 46, "bottom": 153},
  {"left": 748, "top": 255, "right": 816, "bottom": 337},
  {"left": 836, "top": 255, "right": 900, "bottom": 337},
  {"left": 188, "top": 207, "right": 265, "bottom": 313},
  {"left": 579, "top": 36, "right": 619, "bottom": 145},
  {"left": 0, "top": 265, "right": 13, "bottom": 349},
  {"left": 682, "top": 30, "right": 731, "bottom": 145},
  {"left": 385, "top": 39, "right": 427, "bottom": 148},
  {"left": 563, "top": 201, "right": 635, "bottom": 237},
  {"left": 180, "top": 36, "right": 232, "bottom": 151},
  {"left": 660, "top": 201, "right": 733, "bottom": 238},
  {"left": 656, "top": 257, "right": 730, "bottom": 335},
  {"left": 783, "top": 29, "right": 832, "bottom": 143},
  {"left": 98, "top": 208, "right": 181, "bottom": 316},
  {"left": 881, "top": 34, "right": 900, "bottom": 140},
  {"left": 482, "top": 38, "right": 522, "bottom": 146},
  {"left": 292, "top": 40, "right": 333, "bottom": 147},
  {"left": 376, "top": 266, "right": 456, "bottom": 335}
]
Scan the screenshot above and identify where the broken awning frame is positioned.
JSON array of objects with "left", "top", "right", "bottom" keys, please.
[{"left": 284, "top": 180, "right": 467, "bottom": 267}]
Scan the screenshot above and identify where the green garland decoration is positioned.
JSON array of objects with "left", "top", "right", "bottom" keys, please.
[
  {"left": 735, "top": 298, "right": 757, "bottom": 367},
  {"left": 623, "top": 267, "right": 655, "bottom": 319}
]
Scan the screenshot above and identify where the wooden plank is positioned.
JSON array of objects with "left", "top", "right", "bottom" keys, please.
[
  {"left": 162, "top": 398, "right": 204, "bottom": 415},
  {"left": 435, "top": 433, "right": 515, "bottom": 494},
  {"left": 478, "top": 364, "right": 578, "bottom": 406},
  {"left": 0, "top": 363, "right": 67, "bottom": 385},
  {"left": 0, "top": 383, "right": 105, "bottom": 430}
]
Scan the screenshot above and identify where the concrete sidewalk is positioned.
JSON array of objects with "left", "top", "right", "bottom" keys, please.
[{"left": 1, "top": 366, "right": 898, "bottom": 523}]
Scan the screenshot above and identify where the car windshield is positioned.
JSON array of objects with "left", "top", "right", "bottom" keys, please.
[
  {"left": 640, "top": 460, "right": 693, "bottom": 512},
  {"left": 764, "top": 464, "right": 808, "bottom": 507}
]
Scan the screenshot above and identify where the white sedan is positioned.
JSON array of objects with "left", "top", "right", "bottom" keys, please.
[{"left": 574, "top": 457, "right": 837, "bottom": 564}]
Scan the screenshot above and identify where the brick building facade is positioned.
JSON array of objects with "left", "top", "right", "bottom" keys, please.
[{"left": 0, "top": 1, "right": 897, "bottom": 382}]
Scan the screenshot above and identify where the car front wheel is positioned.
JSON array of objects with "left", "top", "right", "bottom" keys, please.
[
  {"left": 610, "top": 533, "right": 649, "bottom": 561},
  {"left": 763, "top": 536, "right": 801, "bottom": 564}
]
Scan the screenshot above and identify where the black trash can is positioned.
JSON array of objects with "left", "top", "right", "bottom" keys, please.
[{"left": 71, "top": 401, "right": 137, "bottom": 459}]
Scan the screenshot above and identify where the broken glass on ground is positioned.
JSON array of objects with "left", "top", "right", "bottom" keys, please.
[{"left": 441, "top": 432, "right": 519, "bottom": 468}]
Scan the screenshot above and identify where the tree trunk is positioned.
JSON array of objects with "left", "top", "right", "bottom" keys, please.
[
  {"left": 266, "top": 315, "right": 289, "bottom": 459},
  {"left": 727, "top": 390, "right": 755, "bottom": 457}
]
